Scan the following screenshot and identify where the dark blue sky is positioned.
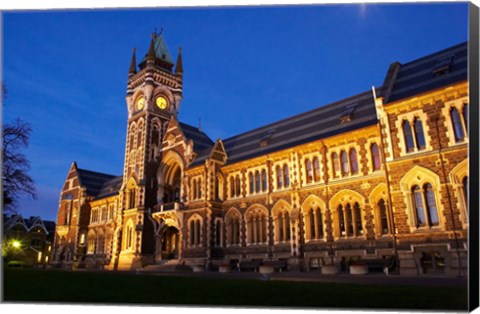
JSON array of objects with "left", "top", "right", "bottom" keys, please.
[{"left": 3, "top": 3, "right": 468, "bottom": 221}]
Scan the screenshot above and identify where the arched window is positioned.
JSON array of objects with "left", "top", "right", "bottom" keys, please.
[
  {"left": 247, "top": 209, "right": 267, "bottom": 245},
  {"left": 371, "top": 143, "right": 381, "bottom": 171},
  {"left": 378, "top": 199, "right": 389, "bottom": 235},
  {"left": 249, "top": 172, "right": 254, "bottom": 194},
  {"left": 403, "top": 120, "right": 415, "bottom": 152},
  {"left": 451, "top": 107, "right": 465, "bottom": 142},
  {"left": 197, "top": 178, "right": 202, "bottom": 199},
  {"left": 313, "top": 157, "right": 321, "bottom": 182},
  {"left": 128, "top": 189, "right": 136, "bottom": 209},
  {"left": 308, "top": 208, "right": 324, "bottom": 240},
  {"left": 414, "top": 118, "right": 426, "bottom": 150},
  {"left": 189, "top": 220, "right": 195, "bottom": 246},
  {"left": 354, "top": 202, "right": 363, "bottom": 236},
  {"left": 412, "top": 185, "right": 426, "bottom": 227},
  {"left": 338, "top": 205, "right": 345, "bottom": 237},
  {"left": 332, "top": 153, "right": 340, "bottom": 177},
  {"left": 349, "top": 149, "right": 358, "bottom": 174},
  {"left": 283, "top": 164, "right": 290, "bottom": 188},
  {"left": 275, "top": 211, "right": 291, "bottom": 242},
  {"left": 341, "top": 151, "right": 349, "bottom": 175},
  {"left": 226, "top": 211, "right": 241, "bottom": 246},
  {"left": 305, "top": 159, "right": 313, "bottom": 183},
  {"left": 229, "top": 177, "right": 235, "bottom": 198},
  {"left": 276, "top": 166, "right": 283, "bottom": 189},
  {"left": 192, "top": 179, "right": 197, "bottom": 200},
  {"left": 424, "top": 183, "right": 439, "bottom": 226},
  {"left": 412, "top": 184, "right": 439, "bottom": 228},
  {"left": 190, "top": 218, "right": 202, "bottom": 247},
  {"left": 235, "top": 176, "right": 241, "bottom": 197},
  {"left": 261, "top": 169, "right": 267, "bottom": 192},
  {"left": 255, "top": 171, "right": 261, "bottom": 193},
  {"left": 346, "top": 203, "right": 354, "bottom": 236},
  {"left": 151, "top": 125, "right": 160, "bottom": 159}
]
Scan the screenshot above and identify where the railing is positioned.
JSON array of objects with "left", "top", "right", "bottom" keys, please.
[{"left": 152, "top": 202, "right": 184, "bottom": 213}]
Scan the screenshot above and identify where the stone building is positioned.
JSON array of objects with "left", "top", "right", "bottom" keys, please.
[{"left": 52, "top": 33, "right": 469, "bottom": 276}]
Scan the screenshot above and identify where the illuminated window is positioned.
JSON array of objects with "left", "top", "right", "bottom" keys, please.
[
  {"left": 313, "top": 157, "right": 321, "bottom": 181},
  {"left": 349, "top": 149, "right": 358, "bottom": 174},
  {"left": 332, "top": 153, "right": 340, "bottom": 177},
  {"left": 414, "top": 118, "right": 426, "bottom": 150},
  {"left": 403, "top": 120, "right": 415, "bottom": 152},
  {"left": 341, "top": 151, "right": 349, "bottom": 175},
  {"left": 371, "top": 143, "right": 381, "bottom": 171},
  {"left": 305, "top": 159, "right": 313, "bottom": 183}
]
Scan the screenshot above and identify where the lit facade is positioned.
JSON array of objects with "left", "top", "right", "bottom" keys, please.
[{"left": 52, "top": 34, "right": 468, "bottom": 276}]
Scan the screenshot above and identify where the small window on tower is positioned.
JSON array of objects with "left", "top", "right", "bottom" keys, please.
[{"left": 432, "top": 55, "right": 453, "bottom": 76}]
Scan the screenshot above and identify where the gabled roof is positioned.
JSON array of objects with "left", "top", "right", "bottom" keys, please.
[
  {"left": 222, "top": 90, "right": 377, "bottom": 164},
  {"left": 76, "top": 168, "right": 117, "bottom": 197},
  {"left": 384, "top": 41, "right": 467, "bottom": 103}
]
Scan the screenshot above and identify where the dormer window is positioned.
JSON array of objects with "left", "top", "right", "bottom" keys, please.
[
  {"left": 432, "top": 55, "right": 453, "bottom": 76},
  {"left": 340, "top": 104, "right": 357, "bottom": 123}
]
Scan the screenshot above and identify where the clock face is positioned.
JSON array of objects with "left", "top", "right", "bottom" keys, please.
[
  {"left": 156, "top": 96, "right": 168, "bottom": 110},
  {"left": 136, "top": 96, "right": 145, "bottom": 110}
]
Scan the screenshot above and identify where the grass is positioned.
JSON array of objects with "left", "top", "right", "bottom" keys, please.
[{"left": 3, "top": 268, "right": 467, "bottom": 310}]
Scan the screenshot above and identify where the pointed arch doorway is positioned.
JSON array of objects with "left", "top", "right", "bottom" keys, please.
[{"left": 160, "top": 226, "right": 180, "bottom": 260}]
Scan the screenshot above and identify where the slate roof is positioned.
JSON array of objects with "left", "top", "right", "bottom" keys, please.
[
  {"left": 76, "top": 168, "right": 118, "bottom": 197},
  {"left": 179, "top": 122, "right": 214, "bottom": 151},
  {"left": 385, "top": 41, "right": 467, "bottom": 103},
  {"left": 96, "top": 176, "right": 123, "bottom": 199},
  {"left": 222, "top": 90, "right": 377, "bottom": 164}
]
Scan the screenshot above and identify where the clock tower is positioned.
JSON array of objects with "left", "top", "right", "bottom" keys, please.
[{"left": 116, "top": 31, "right": 183, "bottom": 269}]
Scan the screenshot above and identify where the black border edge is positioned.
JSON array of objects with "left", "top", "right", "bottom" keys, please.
[{"left": 468, "top": 1, "right": 480, "bottom": 312}]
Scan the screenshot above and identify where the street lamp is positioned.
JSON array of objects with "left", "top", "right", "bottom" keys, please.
[{"left": 12, "top": 240, "right": 21, "bottom": 249}]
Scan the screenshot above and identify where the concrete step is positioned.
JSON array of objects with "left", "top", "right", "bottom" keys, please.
[{"left": 140, "top": 260, "right": 192, "bottom": 273}]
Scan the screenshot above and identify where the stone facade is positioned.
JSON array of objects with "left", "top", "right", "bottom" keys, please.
[{"left": 52, "top": 34, "right": 469, "bottom": 276}]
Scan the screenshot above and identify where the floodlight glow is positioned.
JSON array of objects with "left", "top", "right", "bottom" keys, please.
[{"left": 12, "top": 240, "right": 21, "bottom": 248}]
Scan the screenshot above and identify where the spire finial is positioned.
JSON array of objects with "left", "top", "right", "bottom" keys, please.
[
  {"left": 129, "top": 47, "right": 137, "bottom": 75},
  {"left": 175, "top": 46, "right": 183, "bottom": 75},
  {"left": 198, "top": 118, "right": 202, "bottom": 131}
]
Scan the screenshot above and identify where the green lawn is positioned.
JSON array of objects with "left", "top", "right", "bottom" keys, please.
[{"left": 3, "top": 268, "right": 467, "bottom": 310}]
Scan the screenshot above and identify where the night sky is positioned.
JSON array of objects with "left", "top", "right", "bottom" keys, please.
[{"left": 2, "top": 3, "right": 468, "bottom": 221}]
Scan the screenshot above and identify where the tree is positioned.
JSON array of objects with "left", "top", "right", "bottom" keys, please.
[{"left": 2, "top": 83, "right": 37, "bottom": 213}]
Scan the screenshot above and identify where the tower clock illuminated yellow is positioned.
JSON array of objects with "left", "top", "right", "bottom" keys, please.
[{"left": 156, "top": 96, "right": 168, "bottom": 110}]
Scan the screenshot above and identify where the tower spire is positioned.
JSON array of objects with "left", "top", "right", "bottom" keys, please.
[
  {"left": 129, "top": 48, "right": 137, "bottom": 75},
  {"left": 147, "top": 33, "right": 156, "bottom": 62},
  {"left": 175, "top": 47, "right": 183, "bottom": 75}
]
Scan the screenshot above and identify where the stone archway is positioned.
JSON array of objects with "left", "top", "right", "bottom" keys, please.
[{"left": 159, "top": 226, "right": 180, "bottom": 260}]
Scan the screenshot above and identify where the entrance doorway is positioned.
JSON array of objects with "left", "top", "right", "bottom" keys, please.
[{"left": 161, "top": 226, "right": 179, "bottom": 260}]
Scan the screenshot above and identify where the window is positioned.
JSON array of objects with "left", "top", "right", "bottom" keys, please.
[
  {"left": 226, "top": 211, "right": 241, "bottom": 246},
  {"left": 283, "top": 164, "right": 290, "bottom": 188},
  {"left": 412, "top": 183, "right": 439, "bottom": 228},
  {"left": 230, "top": 177, "right": 235, "bottom": 198},
  {"left": 463, "top": 103, "right": 468, "bottom": 133},
  {"left": 247, "top": 209, "right": 267, "bottom": 245},
  {"left": 451, "top": 107, "right": 465, "bottom": 142},
  {"left": 255, "top": 171, "right": 261, "bottom": 193},
  {"left": 313, "top": 157, "right": 321, "bottom": 181},
  {"left": 349, "top": 149, "right": 358, "bottom": 174},
  {"left": 332, "top": 153, "right": 340, "bottom": 177},
  {"left": 276, "top": 166, "right": 283, "bottom": 189},
  {"left": 307, "top": 207, "right": 324, "bottom": 240},
  {"left": 414, "top": 118, "right": 426, "bottom": 150},
  {"left": 192, "top": 179, "right": 197, "bottom": 199},
  {"left": 261, "top": 169, "right": 267, "bottom": 192},
  {"left": 403, "top": 120, "right": 415, "bottom": 152},
  {"left": 275, "top": 211, "right": 291, "bottom": 242},
  {"left": 189, "top": 217, "right": 202, "bottom": 247},
  {"left": 341, "top": 151, "right": 349, "bottom": 175},
  {"left": 197, "top": 179, "right": 202, "bottom": 199},
  {"left": 371, "top": 143, "right": 381, "bottom": 171},
  {"left": 235, "top": 176, "right": 241, "bottom": 197},
  {"left": 128, "top": 189, "right": 136, "bottom": 209},
  {"left": 249, "top": 172, "right": 254, "bottom": 194},
  {"left": 378, "top": 199, "right": 389, "bottom": 235},
  {"left": 338, "top": 202, "right": 363, "bottom": 237},
  {"left": 305, "top": 159, "right": 313, "bottom": 183}
]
